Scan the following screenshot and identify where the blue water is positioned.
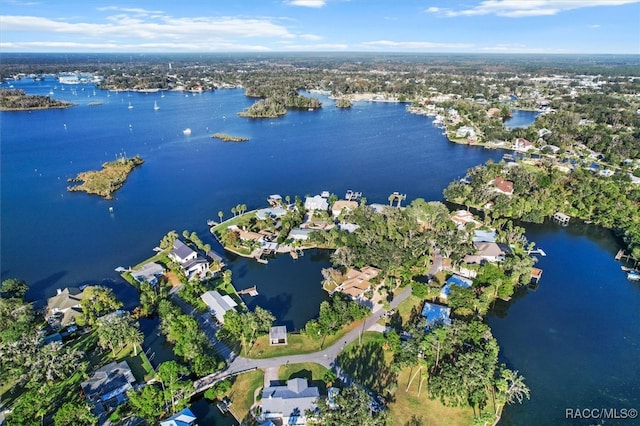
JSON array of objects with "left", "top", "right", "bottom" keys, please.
[
  {"left": 490, "top": 222, "right": 640, "bottom": 425},
  {"left": 504, "top": 109, "right": 539, "bottom": 129},
  {"left": 2, "top": 78, "right": 639, "bottom": 425}
]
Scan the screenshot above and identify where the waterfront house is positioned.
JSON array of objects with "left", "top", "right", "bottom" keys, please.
[
  {"left": 513, "top": 138, "right": 534, "bottom": 152},
  {"left": 269, "top": 325, "right": 288, "bottom": 345},
  {"left": 201, "top": 291, "right": 238, "bottom": 324},
  {"left": 490, "top": 176, "right": 514, "bottom": 195},
  {"left": 160, "top": 407, "right": 198, "bottom": 426},
  {"left": 289, "top": 228, "right": 314, "bottom": 241},
  {"left": 455, "top": 126, "right": 476, "bottom": 139},
  {"left": 169, "top": 239, "right": 198, "bottom": 264},
  {"left": 81, "top": 360, "right": 136, "bottom": 417},
  {"left": 131, "top": 262, "right": 165, "bottom": 286},
  {"left": 331, "top": 200, "right": 358, "bottom": 218},
  {"left": 334, "top": 266, "right": 380, "bottom": 301},
  {"left": 464, "top": 242, "right": 508, "bottom": 264},
  {"left": 421, "top": 302, "right": 451, "bottom": 328},
  {"left": 45, "top": 287, "right": 88, "bottom": 327},
  {"left": 473, "top": 229, "right": 497, "bottom": 243},
  {"left": 451, "top": 210, "right": 481, "bottom": 230},
  {"left": 256, "top": 206, "right": 288, "bottom": 221},
  {"left": 440, "top": 275, "right": 473, "bottom": 300},
  {"left": 260, "top": 378, "right": 319, "bottom": 426},
  {"left": 168, "top": 240, "right": 211, "bottom": 280},
  {"left": 304, "top": 195, "right": 329, "bottom": 212}
]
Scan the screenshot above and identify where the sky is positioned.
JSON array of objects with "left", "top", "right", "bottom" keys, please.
[{"left": 0, "top": 0, "right": 639, "bottom": 54}]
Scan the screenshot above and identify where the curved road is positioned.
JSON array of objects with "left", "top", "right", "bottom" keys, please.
[{"left": 188, "top": 286, "right": 413, "bottom": 393}]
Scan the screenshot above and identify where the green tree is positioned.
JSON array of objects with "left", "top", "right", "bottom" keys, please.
[
  {"left": 203, "top": 379, "right": 231, "bottom": 400},
  {"left": 78, "top": 286, "right": 122, "bottom": 326},
  {"left": 217, "top": 210, "right": 224, "bottom": 223},
  {"left": 309, "top": 385, "right": 387, "bottom": 426},
  {"left": 156, "top": 361, "right": 193, "bottom": 414},
  {"left": 53, "top": 401, "right": 98, "bottom": 426},
  {"left": 0, "top": 278, "right": 29, "bottom": 299},
  {"left": 96, "top": 312, "right": 141, "bottom": 356},
  {"left": 127, "top": 384, "right": 165, "bottom": 423}
]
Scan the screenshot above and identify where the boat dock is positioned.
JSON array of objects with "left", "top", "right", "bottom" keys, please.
[
  {"left": 345, "top": 190, "right": 362, "bottom": 201},
  {"left": 531, "top": 268, "right": 542, "bottom": 284},
  {"left": 238, "top": 286, "right": 258, "bottom": 296},
  {"left": 528, "top": 248, "right": 547, "bottom": 257},
  {"left": 552, "top": 212, "right": 570, "bottom": 226}
]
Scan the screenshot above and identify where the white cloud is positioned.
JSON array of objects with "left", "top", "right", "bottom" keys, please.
[
  {"left": 426, "top": 0, "right": 640, "bottom": 18},
  {"left": 590, "top": 24, "right": 601, "bottom": 28},
  {"left": 0, "top": 13, "right": 295, "bottom": 42},
  {"left": 286, "top": 0, "right": 327, "bottom": 7},
  {"left": 280, "top": 43, "right": 349, "bottom": 50},
  {"left": 0, "top": 40, "right": 273, "bottom": 52},
  {"left": 480, "top": 43, "right": 559, "bottom": 53},
  {"left": 360, "top": 40, "right": 473, "bottom": 50}
]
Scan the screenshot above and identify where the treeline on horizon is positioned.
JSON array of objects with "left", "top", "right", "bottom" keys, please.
[{"left": 2, "top": 52, "right": 640, "bottom": 79}]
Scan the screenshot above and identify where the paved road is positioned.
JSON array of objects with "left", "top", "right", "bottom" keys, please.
[{"left": 187, "top": 286, "right": 413, "bottom": 393}]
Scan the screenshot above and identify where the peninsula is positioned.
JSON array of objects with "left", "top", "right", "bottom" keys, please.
[
  {"left": 67, "top": 155, "right": 144, "bottom": 199},
  {"left": 212, "top": 133, "right": 249, "bottom": 142},
  {"left": 0, "top": 88, "right": 73, "bottom": 111}
]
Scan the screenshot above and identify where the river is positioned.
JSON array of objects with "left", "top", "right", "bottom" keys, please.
[{"left": 1, "top": 78, "right": 638, "bottom": 425}]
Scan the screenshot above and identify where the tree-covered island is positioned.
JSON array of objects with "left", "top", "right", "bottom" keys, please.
[
  {"left": 211, "top": 133, "right": 249, "bottom": 142},
  {"left": 67, "top": 155, "right": 144, "bottom": 199},
  {"left": 0, "top": 88, "right": 73, "bottom": 111}
]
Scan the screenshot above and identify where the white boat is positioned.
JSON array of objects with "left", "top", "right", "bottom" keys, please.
[
  {"left": 628, "top": 271, "right": 640, "bottom": 281},
  {"left": 128, "top": 102, "right": 134, "bottom": 109},
  {"left": 183, "top": 128, "right": 192, "bottom": 135},
  {"left": 154, "top": 101, "right": 160, "bottom": 111}
]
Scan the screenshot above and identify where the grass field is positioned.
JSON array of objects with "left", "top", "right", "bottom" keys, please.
[
  {"left": 243, "top": 321, "right": 361, "bottom": 358},
  {"left": 225, "top": 369, "right": 264, "bottom": 421},
  {"left": 388, "top": 368, "right": 475, "bottom": 426},
  {"left": 279, "top": 362, "right": 332, "bottom": 394}
]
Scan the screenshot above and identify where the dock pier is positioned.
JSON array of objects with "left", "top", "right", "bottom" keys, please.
[
  {"left": 552, "top": 212, "right": 570, "bottom": 226},
  {"left": 238, "top": 286, "right": 258, "bottom": 296}
]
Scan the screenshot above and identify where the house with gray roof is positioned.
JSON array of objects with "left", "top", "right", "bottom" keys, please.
[
  {"left": 45, "top": 287, "right": 88, "bottom": 327},
  {"left": 260, "top": 378, "right": 319, "bottom": 425},
  {"left": 81, "top": 360, "right": 136, "bottom": 417},
  {"left": 201, "top": 291, "right": 238, "bottom": 324},
  {"left": 131, "top": 262, "right": 165, "bottom": 286},
  {"left": 170, "top": 239, "right": 210, "bottom": 280}
]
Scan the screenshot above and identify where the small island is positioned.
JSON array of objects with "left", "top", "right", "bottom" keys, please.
[
  {"left": 212, "top": 133, "right": 249, "bottom": 142},
  {"left": 0, "top": 88, "right": 74, "bottom": 111},
  {"left": 67, "top": 155, "right": 144, "bottom": 199},
  {"left": 335, "top": 97, "right": 353, "bottom": 108}
]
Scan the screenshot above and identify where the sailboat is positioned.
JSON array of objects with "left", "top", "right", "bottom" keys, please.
[
  {"left": 154, "top": 101, "right": 160, "bottom": 111},
  {"left": 128, "top": 102, "right": 134, "bottom": 109}
]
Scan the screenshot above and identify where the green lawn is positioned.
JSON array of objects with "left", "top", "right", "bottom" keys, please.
[
  {"left": 388, "top": 368, "right": 475, "bottom": 426},
  {"left": 338, "top": 331, "right": 396, "bottom": 397},
  {"left": 211, "top": 211, "right": 257, "bottom": 235},
  {"left": 225, "top": 369, "right": 264, "bottom": 422},
  {"left": 279, "top": 362, "right": 332, "bottom": 395},
  {"left": 242, "top": 321, "right": 361, "bottom": 359}
]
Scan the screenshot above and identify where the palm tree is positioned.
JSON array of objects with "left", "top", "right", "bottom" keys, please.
[
  {"left": 241, "top": 203, "right": 247, "bottom": 215},
  {"left": 126, "top": 325, "right": 144, "bottom": 356},
  {"left": 217, "top": 210, "right": 223, "bottom": 223},
  {"left": 231, "top": 207, "right": 236, "bottom": 217}
]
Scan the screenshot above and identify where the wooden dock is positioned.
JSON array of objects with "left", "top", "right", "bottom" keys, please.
[
  {"left": 238, "top": 286, "right": 258, "bottom": 296},
  {"left": 531, "top": 267, "right": 543, "bottom": 283}
]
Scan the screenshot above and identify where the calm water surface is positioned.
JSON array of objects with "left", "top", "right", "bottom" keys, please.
[
  {"left": 504, "top": 109, "right": 539, "bottom": 129},
  {"left": 2, "top": 79, "right": 639, "bottom": 425}
]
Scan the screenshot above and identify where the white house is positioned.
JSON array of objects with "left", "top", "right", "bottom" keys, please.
[
  {"left": 455, "top": 126, "right": 476, "bottom": 139},
  {"left": 331, "top": 200, "right": 358, "bottom": 218},
  {"left": 201, "top": 291, "right": 238, "bottom": 324},
  {"left": 304, "top": 195, "right": 329, "bottom": 211},
  {"left": 170, "top": 239, "right": 210, "bottom": 280},
  {"left": 260, "top": 378, "right": 319, "bottom": 426}
]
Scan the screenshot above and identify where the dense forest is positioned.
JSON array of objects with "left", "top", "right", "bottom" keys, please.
[
  {"left": 0, "top": 88, "right": 73, "bottom": 110},
  {"left": 444, "top": 160, "right": 640, "bottom": 257}
]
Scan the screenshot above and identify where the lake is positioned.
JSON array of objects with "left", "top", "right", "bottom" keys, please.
[
  {"left": 2, "top": 78, "right": 639, "bottom": 425},
  {"left": 504, "top": 109, "right": 539, "bottom": 129}
]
